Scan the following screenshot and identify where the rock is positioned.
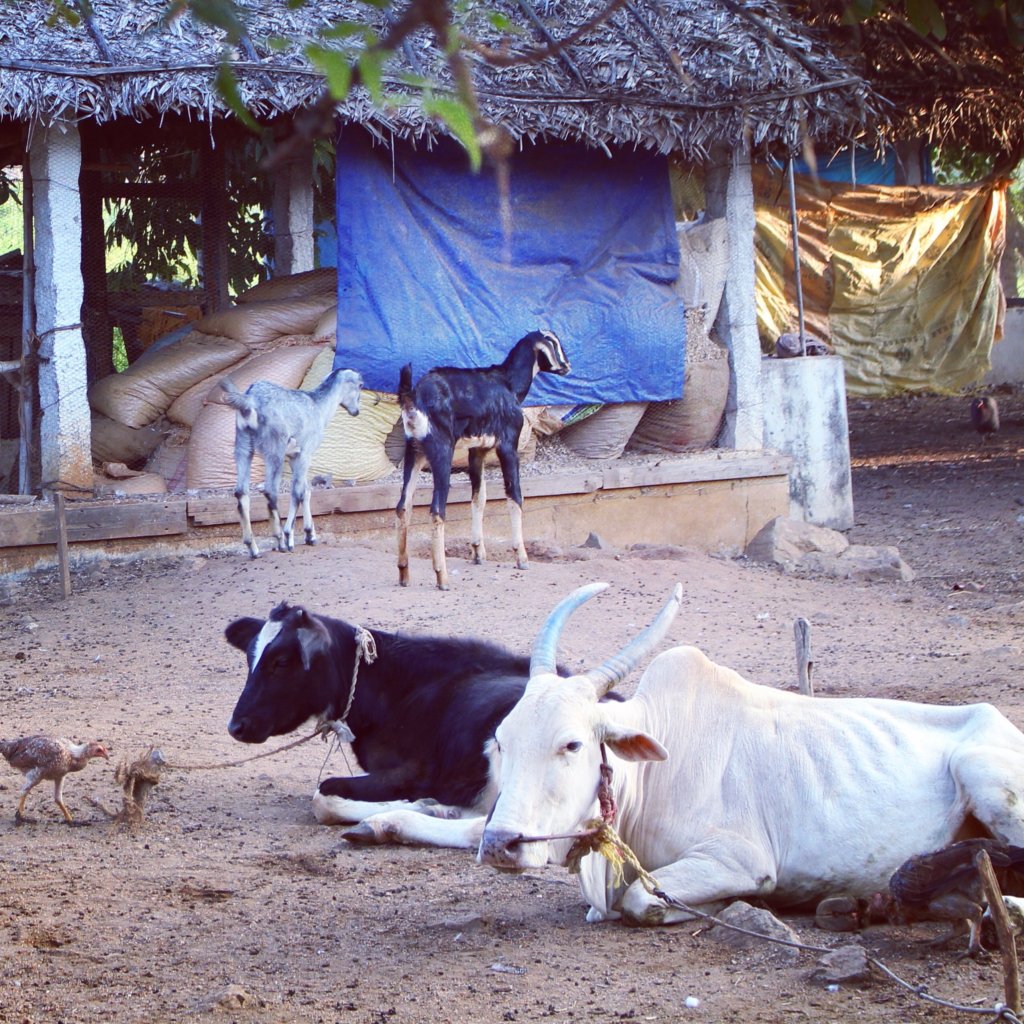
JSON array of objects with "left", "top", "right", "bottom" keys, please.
[
  {"left": 832, "top": 545, "right": 914, "bottom": 582},
  {"left": 580, "top": 531, "right": 608, "bottom": 549},
  {"left": 707, "top": 900, "right": 801, "bottom": 960},
  {"left": 808, "top": 944, "right": 872, "bottom": 986},
  {"left": 628, "top": 542, "right": 701, "bottom": 561},
  {"left": 198, "top": 984, "right": 266, "bottom": 1011},
  {"left": 745, "top": 517, "right": 849, "bottom": 566}
]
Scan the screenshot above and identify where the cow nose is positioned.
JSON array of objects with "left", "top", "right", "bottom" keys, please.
[
  {"left": 478, "top": 828, "right": 526, "bottom": 871},
  {"left": 227, "top": 716, "right": 247, "bottom": 740}
]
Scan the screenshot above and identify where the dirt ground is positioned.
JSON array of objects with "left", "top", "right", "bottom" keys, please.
[{"left": 2, "top": 388, "right": 1024, "bottom": 1024}]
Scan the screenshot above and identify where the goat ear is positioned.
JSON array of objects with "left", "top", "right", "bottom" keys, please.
[{"left": 225, "top": 617, "right": 264, "bottom": 653}]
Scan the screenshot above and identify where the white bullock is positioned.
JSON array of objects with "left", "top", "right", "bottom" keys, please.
[{"left": 478, "top": 583, "right": 1024, "bottom": 925}]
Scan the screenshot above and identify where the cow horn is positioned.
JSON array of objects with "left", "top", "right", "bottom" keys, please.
[
  {"left": 530, "top": 582, "right": 610, "bottom": 677},
  {"left": 583, "top": 583, "right": 682, "bottom": 696}
]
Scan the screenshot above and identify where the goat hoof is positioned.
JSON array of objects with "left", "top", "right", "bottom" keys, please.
[
  {"left": 305, "top": 534, "right": 317, "bottom": 547},
  {"left": 247, "top": 548, "right": 260, "bottom": 560}
]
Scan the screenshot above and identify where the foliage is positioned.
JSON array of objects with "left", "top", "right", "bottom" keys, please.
[
  {"left": 100, "top": 134, "right": 322, "bottom": 296},
  {"left": 839, "top": 0, "right": 1024, "bottom": 47}
]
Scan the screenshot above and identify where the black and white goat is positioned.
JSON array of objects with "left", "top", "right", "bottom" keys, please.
[
  {"left": 396, "top": 329, "right": 570, "bottom": 589},
  {"left": 220, "top": 367, "right": 363, "bottom": 558}
]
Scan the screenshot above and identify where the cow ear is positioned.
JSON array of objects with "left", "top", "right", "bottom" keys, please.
[
  {"left": 294, "top": 612, "right": 332, "bottom": 671},
  {"left": 602, "top": 728, "right": 668, "bottom": 763},
  {"left": 225, "top": 617, "right": 264, "bottom": 653}
]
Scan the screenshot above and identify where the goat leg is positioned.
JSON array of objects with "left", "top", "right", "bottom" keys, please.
[
  {"left": 468, "top": 449, "right": 487, "bottom": 565},
  {"left": 507, "top": 498, "right": 528, "bottom": 570},
  {"left": 431, "top": 513, "right": 449, "bottom": 590}
]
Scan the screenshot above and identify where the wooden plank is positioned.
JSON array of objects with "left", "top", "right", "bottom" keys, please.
[
  {"left": 601, "top": 452, "right": 790, "bottom": 490},
  {"left": 54, "top": 493, "right": 71, "bottom": 597},
  {"left": 0, "top": 500, "right": 188, "bottom": 547}
]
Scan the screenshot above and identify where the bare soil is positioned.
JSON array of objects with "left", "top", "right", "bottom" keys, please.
[{"left": 2, "top": 388, "right": 1024, "bottom": 1024}]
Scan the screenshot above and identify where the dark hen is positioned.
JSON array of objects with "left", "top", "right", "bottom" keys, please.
[
  {"left": 0, "top": 736, "right": 109, "bottom": 824},
  {"left": 970, "top": 396, "right": 1000, "bottom": 439},
  {"left": 888, "top": 838, "right": 1024, "bottom": 955}
]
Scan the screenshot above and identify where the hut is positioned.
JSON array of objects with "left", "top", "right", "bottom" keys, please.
[{"left": 0, "top": 0, "right": 877, "bottom": 569}]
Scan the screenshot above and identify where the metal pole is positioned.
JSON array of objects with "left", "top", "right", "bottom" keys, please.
[
  {"left": 786, "top": 157, "right": 807, "bottom": 357},
  {"left": 19, "top": 152, "right": 35, "bottom": 495}
]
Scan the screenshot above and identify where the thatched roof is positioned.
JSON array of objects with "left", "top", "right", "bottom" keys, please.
[
  {"left": 0, "top": 0, "right": 880, "bottom": 159},
  {"left": 794, "top": 3, "right": 1024, "bottom": 163}
]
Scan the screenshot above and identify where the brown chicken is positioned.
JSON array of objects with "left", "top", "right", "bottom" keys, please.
[
  {"left": 886, "top": 837, "right": 1024, "bottom": 956},
  {"left": 0, "top": 736, "right": 109, "bottom": 824}
]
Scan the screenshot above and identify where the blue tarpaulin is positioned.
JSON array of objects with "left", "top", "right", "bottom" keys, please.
[{"left": 334, "top": 130, "right": 686, "bottom": 405}]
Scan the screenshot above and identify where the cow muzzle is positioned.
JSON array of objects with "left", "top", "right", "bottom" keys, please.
[{"left": 478, "top": 828, "right": 538, "bottom": 872}]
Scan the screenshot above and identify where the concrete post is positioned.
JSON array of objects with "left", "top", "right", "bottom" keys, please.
[
  {"left": 705, "top": 145, "right": 764, "bottom": 450},
  {"left": 273, "top": 143, "right": 315, "bottom": 275},
  {"left": 30, "top": 121, "right": 92, "bottom": 495},
  {"left": 761, "top": 354, "right": 854, "bottom": 530}
]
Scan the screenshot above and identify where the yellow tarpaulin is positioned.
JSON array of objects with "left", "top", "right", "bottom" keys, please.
[{"left": 754, "top": 167, "right": 1007, "bottom": 396}]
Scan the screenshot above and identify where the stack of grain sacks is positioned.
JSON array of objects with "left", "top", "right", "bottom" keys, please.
[{"left": 87, "top": 269, "right": 401, "bottom": 495}]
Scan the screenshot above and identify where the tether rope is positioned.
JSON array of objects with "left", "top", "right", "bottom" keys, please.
[
  {"left": 166, "top": 625, "right": 377, "bottom": 772},
  {"left": 579, "top": 818, "right": 1023, "bottom": 1023}
]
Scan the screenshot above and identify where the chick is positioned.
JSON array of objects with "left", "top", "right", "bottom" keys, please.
[{"left": 0, "top": 736, "right": 109, "bottom": 824}]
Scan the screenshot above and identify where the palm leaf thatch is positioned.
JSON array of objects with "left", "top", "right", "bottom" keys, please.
[
  {"left": 795, "top": 2, "right": 1024, "bottom": 162},
  {"left": 0, "top": 0, "right": 880, "bottom": 159}
]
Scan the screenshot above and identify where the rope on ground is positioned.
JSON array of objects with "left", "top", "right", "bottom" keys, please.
[
  {"left": 165, "top": 727, "right": 323, "bottom": 771},
  {"left": 584, "top": 818, "right": 1024, "bottom": 1023}
]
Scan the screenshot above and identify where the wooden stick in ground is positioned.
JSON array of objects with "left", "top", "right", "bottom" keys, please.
[
  {"left": 795, "top": 617, "right": 813, "bottom": 696},
  {"left": 54, "top": 492, "right": 71, "bottom": 598},
  {"left": 975, "top": 848, "right": 1021, "bottom": 1016}
]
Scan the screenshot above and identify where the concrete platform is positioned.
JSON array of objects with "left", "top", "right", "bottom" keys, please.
[{"left": 0, "top": 449, "right": 791, "bottom": 576}]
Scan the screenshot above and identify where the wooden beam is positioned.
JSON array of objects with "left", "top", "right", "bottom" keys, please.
[
  {"left": 200, "top": 136, "right": 230, "bottom": 314},
  {"left": 54, "top": 492, "right": 71, "bottom": 597},
  {"left": 1, "top": 499, "right": 188, "bottom": 547}
]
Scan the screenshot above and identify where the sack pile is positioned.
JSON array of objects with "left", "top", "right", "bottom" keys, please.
[{"left": 87, "top": 260, "right": 725, "bottom": 498}]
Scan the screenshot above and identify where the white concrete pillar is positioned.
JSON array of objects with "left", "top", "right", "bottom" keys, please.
[
  {"left": 30, "top": 121, "right": 92, "bottom": 494},
  {"left": 705, "top": 145, "right": 764, "bottom": 450},
  {"left": 761, "top": 355, "right": 854, "bottom": 530},
  {"left": 273, "top": 143, "right": 315, "bottom": 275}
]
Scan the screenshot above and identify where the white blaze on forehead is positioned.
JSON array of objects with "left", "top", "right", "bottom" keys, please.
[
  {"left": 402, "top": 407, "right": 431, "bottom": 440},
  {"left": 251, "top": 619, "right": 283, "bottom": 670}
]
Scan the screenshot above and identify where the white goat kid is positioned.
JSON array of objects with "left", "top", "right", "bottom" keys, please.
[{"left": 220, "top": 368, "right": 363, "bottom": 558}]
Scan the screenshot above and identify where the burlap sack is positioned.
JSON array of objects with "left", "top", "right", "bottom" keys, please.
[
  {"left": 192, "top": 294, "right": 335, "bottom": 349},
  {"left": 236, "top": 268, "right": 336, "bottom": 304},
  {"left": 560, "top": 402, "right": 648, "bottom": 460},
  {"left": 312, "top": 304, "right": 337, "bottom": 345},
  {"left": 186, "top": 345, "right": 328, "bottom": 490},
  {"left": 145, "top": 432, "right": 190, "bottom": 493},
  {"left": 300, "top": 348, "right": 401, "bottom": 484},
  {"left": 90, "top": 413, "right": 166, "bottom": 467},
  {"left": 627, "top": 330, "right": 729, "bottom": 453},
  {"left": 166, "top": 353, "right": 254, "bottom": 428},
  {"left": 89, "top": 332, "right": 249, "bottom": 428},
  {"left": 94, "top": 471, "right": 169, "bottom": 496}
]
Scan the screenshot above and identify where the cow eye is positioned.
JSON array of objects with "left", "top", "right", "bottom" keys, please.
[{"left": 564, "top": 741, "right": 582, "bottom": 753}]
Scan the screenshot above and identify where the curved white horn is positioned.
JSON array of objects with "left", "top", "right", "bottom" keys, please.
[
  {"left": 584, "top": 583, "right": 682, "bottom": 696},
  {"left": 530, "top": 581, "right": 610, "bottom": 677}
]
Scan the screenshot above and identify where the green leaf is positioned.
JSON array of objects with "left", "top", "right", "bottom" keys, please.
[
  {"left": 358, "top": 49, "right": 385, "bottom": 104},
  {"left": 215, "top": 61, "right": 259, "bottom": 130},
  {"left": 423, "top": 97, "right": 481, "bottom": 170},
  {"left": 308, "top": 44, "right": 354, "bottom": 99},
  {"left": 486, "top": 11, "right": 515, "bottom": 31},
  {"left": 188, "top": 0, "right": 248, "bottom": 42},
  {"left": 905, "top": 0, "right": 946, "bottom": 39},
  {"left": 321, "top": 20, "right": 374, "bottom": 40},
  {"left": 266, "top": 34, "right": 290, "bottom": 52}
]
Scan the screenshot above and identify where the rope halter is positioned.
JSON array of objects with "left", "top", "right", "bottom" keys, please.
[{"left": 316, "top": 625, "right": 377, "bottom": 745}]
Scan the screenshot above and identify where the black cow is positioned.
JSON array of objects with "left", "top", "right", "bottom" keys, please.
[{"left": 225, "top": 600, "right": 562, "bottom": 844}]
